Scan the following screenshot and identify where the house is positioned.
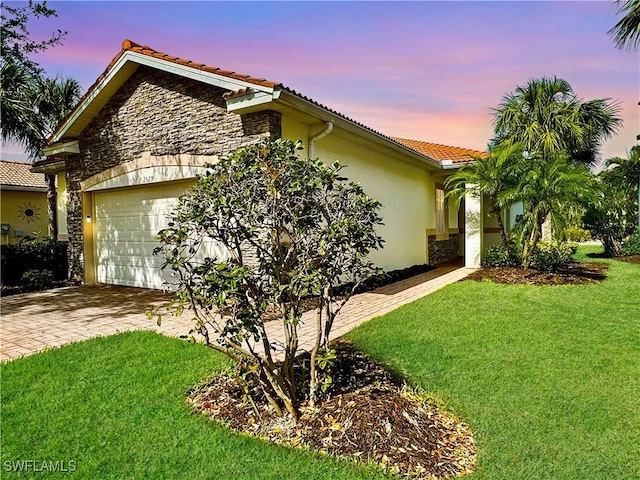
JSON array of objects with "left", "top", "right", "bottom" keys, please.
[
  {"left": 34, "top": 40, "right": 497, "bottom": 290},
  {"left": 0, "top": 161, "right": 49, "bottom": 244}
]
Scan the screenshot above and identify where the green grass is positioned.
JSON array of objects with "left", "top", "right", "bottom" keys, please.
[
  {"left": 348, "top": 245, "right": 640, "bottom": 479},
  {"left": 1, "top": 245, "right": 638, "bottom": 479},
  {"left": 0, "top": 332, "right": 387, "bottom": 479}
]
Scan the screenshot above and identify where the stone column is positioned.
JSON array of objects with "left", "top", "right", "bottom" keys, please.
[{"left": 464, "top": 184, "right": 483, "bottom": 268}]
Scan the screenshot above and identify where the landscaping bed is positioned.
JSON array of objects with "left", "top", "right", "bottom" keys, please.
[
  {"left": 464, "top": 261, "right": 608, "bottom": 286},
  {"left": 188, "top": 340, "right": 475, "bottom": 479},
  {"left": 617, "top": 254, "right": 640, "bottom": 264}
]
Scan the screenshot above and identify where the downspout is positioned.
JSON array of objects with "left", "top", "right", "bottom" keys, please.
[{"left": 309, "top": 121, "right": 334, "bottom": 159}]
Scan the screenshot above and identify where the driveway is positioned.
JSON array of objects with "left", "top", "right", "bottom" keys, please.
[
  {"left": 1, "top": 265, "right": 474, "bottom": 362},
  {"left": 1, "top": 284, "right": 192, "bottom": 361}
]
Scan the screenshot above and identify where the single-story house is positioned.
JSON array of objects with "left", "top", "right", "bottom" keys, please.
[
  {"left": 33, "top": 40, "right": 502, "bottom": 290},
  {"left": 0, "top": 160, "right": 49, "bottom": 244}
]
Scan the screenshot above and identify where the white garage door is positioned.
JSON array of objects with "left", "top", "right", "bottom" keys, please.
[{"left": 94, "top": 181, "right": 224, "bottom": 289}]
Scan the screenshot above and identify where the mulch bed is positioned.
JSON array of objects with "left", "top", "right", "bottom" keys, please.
[
  {"left": 616, "top": 255, "right": 640, "bottom": 264},
  {"left": 464, "top": 261, "right": 609, "bottom": 286},
  {"left": 187, "top": 340, "right": 476, "bottom": 479}
]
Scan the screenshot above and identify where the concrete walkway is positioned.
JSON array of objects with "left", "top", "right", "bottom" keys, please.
[{"left": 0, "top": 265, "right": 473, "bottom": 362}]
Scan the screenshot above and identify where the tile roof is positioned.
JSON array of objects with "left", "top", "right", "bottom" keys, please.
[
  {"left": 49, "top": 39, "right": 485, "bottom": 166},
  {"left": 392, "top": 137, "right": 487, "bottom": 163},
  {"left": 0, "top": 160, "right": 47, "bottom": 189},
  {"left": 122, "top": 40, "right": 279, "bottom": 88}
]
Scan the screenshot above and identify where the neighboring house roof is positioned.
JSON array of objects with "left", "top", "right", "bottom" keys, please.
[
  {"left": 46, "top": 39, "right": 486, "bottom": 167},
  {"left": 0, "top": 160, "right": 47, "bottom": 190},
  {"left": 392, "top": 137, "right": 487, "bottom": 164}
]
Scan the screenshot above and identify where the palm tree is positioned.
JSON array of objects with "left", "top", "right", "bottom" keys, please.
[
  {"left": 32, "top": 76, "right": 82, "bottom": 238},
  {"left": 493, "top": 77, "right": 622, "bottom": 167},
  {"left": 609, "top": 0, "right": 640, "bottom": 51},
  {"left": 0, "top": 59, "right": 42, "bottom": 153},
  {"left": 500, "top": 154, "right": 595, "bottom": 268},
  {"left": 1, "top": 70, "right": 82, "bottom": 238},
  {"left": 606, "top": 145, "right": 640, "bottom": 233},
  {"left": 445, "top": 142, "right": 523, "bottom": 245}
]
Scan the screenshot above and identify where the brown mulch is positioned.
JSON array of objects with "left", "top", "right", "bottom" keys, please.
[
  {"left": 616, "top": 255, "right": 640, "bottom": 264},
  {"left": 187, "top": 340, "right": 476, "bottom": 479},
  {"left": 464, "top": 261, "right": 608, "bottom": 286}
]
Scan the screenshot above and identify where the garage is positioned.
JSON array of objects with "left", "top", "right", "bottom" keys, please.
[{"left": 94, "top": 181, "right": 202, "bottom": 289}]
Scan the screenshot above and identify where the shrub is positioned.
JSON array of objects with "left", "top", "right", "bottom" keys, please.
[
  {"left": 154, "top": 139, "right": 384, "bottom": 418},
  {"left": 483, "top": 243, "right": 520, "bottom": 267},
  {"left": 565, "top": 226, "right": 591, "bottom": 243},
  {"left": 0, "top": 236, "right": 67, "bottom": 286},
  {"left": 529, "top": 241, "right": 577, "bottom": 272},
  {"left": 583, "top": 170, "right": 638, "bottom": 256},
  {"left": 21, "top": 269, "right": 54, "bottom": 289},
  {"left": 622, "top": 234, "right": 640, "bottom": 255}
]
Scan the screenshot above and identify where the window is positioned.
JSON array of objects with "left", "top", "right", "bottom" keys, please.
[{"left": 435, "top": 187, "right": 446, "bottom": 235}]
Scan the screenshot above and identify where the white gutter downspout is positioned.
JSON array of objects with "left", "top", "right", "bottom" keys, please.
[{"left": 309, "top": 121, "right": 334, "bottom": 159}]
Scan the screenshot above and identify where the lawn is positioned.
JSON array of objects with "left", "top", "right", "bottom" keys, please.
[
  {"left": 1, "top": 246, "right": 638, "bottom": 479},
  {"left": 348, "top": 246, "right": 640, "bottom": 479}
]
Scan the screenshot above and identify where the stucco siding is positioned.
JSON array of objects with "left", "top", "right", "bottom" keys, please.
[
  {"left": 283, "top": 118, "right": 434, "bottom": 271},
  {"left": 0, "top": 189, "right": 48, "bottom": 244}
]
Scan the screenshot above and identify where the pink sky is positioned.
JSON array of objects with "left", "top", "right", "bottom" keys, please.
[{"left": 3, "top": 1, "right": 638, "bottom": 166}]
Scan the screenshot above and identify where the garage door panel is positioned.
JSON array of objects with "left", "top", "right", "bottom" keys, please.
[{"left": 94, "top": 181, "right": 212, "bottom": 289}]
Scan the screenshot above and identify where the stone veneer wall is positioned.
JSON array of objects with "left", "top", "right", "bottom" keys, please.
[
  {"left": 66, "top": 67, "right": 281, "bottom": 282},
  {"left": 427, "top": 234, "right": 461, "bottom": 266}
]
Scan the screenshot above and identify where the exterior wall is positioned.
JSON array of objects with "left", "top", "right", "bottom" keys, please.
[
  {"left": 283, "top": 116, "right": 435, "bottom": 271},
  {"left": 0, "top": 189, "right": 48, "bottom": 244},
  {"left": 66, "top": 67, "right": 281, "bottom": 282},
  {"left": 56, "top": 173, "right": 68, "bottom": 241}
]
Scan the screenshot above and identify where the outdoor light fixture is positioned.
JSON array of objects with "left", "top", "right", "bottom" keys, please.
[{"left": 86, "top": 215, "right": 91, "bottom": 223}]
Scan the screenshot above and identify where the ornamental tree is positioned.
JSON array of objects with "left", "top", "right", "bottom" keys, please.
[{"left": 154, "top": 139, "right": 384, "bottom": 418}]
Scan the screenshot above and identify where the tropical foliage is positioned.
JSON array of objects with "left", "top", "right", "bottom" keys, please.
[
  {"left": 154, "top": 139, "right": 384, "bottom": 418},
  {"left": 1, "top": 1, "right": 81, "bottom": 158},
  {"left": 609, "top": 0, "right": 640, "bottom": 51},
  {"left": 492, "top": 76, "right": 621, "bottom": 167},
  {"left": 583, "top": 148, "right": 640, "bottom": 256},
  {"left": 501, "top": 153, "right": 594, "bottom": 267},
  {"left": 445, "top": 142, "right": 522, "bottom": 245},
  {"left": 606, "top": 145, "right": 640, "bottom": 233},
  {"left": 447, "top": 77, "right": 620, "bottom": 267}
]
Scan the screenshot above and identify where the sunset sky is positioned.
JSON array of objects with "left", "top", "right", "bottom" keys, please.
[{"left": 3, "top": 1, "right": 638, "bottom": 166}]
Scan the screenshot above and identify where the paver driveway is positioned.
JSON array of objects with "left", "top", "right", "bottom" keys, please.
[
  {"left": 0, "top": 284, "right": 192, "bottom": 361},
  {"left": 1, "top": 264, "right": 473, "bottom": 362}
]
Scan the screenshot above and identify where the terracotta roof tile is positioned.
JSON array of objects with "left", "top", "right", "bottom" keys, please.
[
  {"left": 392, "top": 137, "right": 487, "bottom": 163},
  {"left": 49, "top": 39, "right": 485, "bottom": 167},
  {"left": 122, "top": 40, "right": 279, "bottom": 88},
  {"left": 0, "top": 161, "right": 47, "bottom": 188}
]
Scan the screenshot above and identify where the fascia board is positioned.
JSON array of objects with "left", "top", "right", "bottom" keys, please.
[
  {"left": 30, "top": 161, "right": 66, "bottom": 174},
  {"left": 0, "top": 185, "right": 48, "bottom": 192},
  {"left": 42, "top": 140, "right": 79, "bottom": 157},
  {"left": 127, "top": 52, "right": 275, "bottom": 93},
  {"left": 226, "top": 91, "right": 276, "bottom": 112}
]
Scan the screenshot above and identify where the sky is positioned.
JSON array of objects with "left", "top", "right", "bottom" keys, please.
[{"left": 2, "top": 1, "right": 639, "bottom": 166}]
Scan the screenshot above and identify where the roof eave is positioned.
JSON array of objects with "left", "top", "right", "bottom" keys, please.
[
  {"left": 273, "top": 90, "right": 442, "bottom": 169},
  {"left": 31, "top": 159, "right": 66, "bottom": 174},
  {"left": 0, "top": 184, "right": 48, "bottom": 192}
]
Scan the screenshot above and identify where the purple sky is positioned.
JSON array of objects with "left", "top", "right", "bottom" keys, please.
[{"left": 3, "top": 1, "right": 638, "bottom": 166}]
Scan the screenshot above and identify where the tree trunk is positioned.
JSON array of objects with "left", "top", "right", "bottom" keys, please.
[
  {"left": 522, "top": 213, "right": 545, "bottom": 268},
  {"left": 46, "top": 174, "right": 57, "bottom": 240},
  {"left": 496, "top": 211, "right": 508, "bottom": 245}
]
